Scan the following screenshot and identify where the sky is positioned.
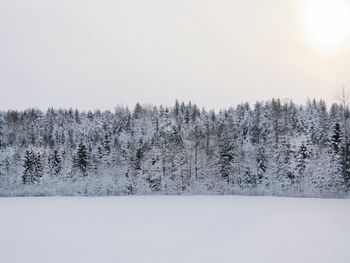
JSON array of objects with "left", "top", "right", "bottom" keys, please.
[{"left": 0, "top": 0, "right": 350, "bottom": 111}]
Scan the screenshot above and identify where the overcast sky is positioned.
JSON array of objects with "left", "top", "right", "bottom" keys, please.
[{"left": 1, "top": 0, "right": 350, "bottom": 110}]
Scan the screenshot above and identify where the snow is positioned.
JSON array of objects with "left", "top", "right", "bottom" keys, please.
[{"left": 0, "top": 196, "right": 349, "bottom": 263}]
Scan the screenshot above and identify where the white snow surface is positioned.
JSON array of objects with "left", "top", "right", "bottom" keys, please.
[{"left": 0, "top": 196, "right": 350, "bottom": 263}]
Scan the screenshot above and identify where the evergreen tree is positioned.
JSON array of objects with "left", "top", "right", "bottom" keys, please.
[
  {"left": 48, "top": 149, "right": 62, "bottom": 177},
  {"left": 0, "top": 116, "right": 4, "bottom": 148},
  {"left": 295, "top": 143, "right": 311, "bottom": 187},
  {"left": 331, "top": 123, "right": 341, "bottom": 154},
  {"left": 274, "top": 140, "right": 294, "bottom": 191},
  {"left": 22, "top": 150, "right": 42, "bottom": 184},
  {"left": 133, "top": 103, "right": 144, "bottom": 119},
  {"left": 251, "top": 102, "right": 262, "bottom": 144},
  {"left": 217, "top": 131, "right": 234, "bottom": 183},
  {"left": 256, "top": 146, "right": 267, "bottom": 185},
  {"left": 33, "top": 152, "right": 44, "bottom": 180},
  {"left": 22, "top": 150, "right": 34, "bottom": 184},
  {"left": 74, "top": 142, "right": 89, "bottom": 176}
]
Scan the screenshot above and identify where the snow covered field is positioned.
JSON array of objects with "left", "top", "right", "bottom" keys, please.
[{"left": 1, "top": 196, "right": 350, "bottom": 263}]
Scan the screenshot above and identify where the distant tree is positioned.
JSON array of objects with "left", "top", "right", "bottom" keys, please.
[
  {"left": 48, "top": 149, "right": 62, "bottom": 177},
  {"left": 173, "top": 100, "right": 180, "bottom": 117},
  {"left": 217, "top": 130, "right": 234, "bottom": 183},
  {"left": 296, "top": 144, "right": 310, "bottom": 174},
  {"left": 22, "top": 150, "right": 42, "bottom": 184},
  {"left": 74, "top": 142, "right": 89, "bottom": 176},
  {"left": 331, "top": 123, "right": 342, "bottom": 154},
  {"left": 34, "top": 152, "right": 44, "bottom": 179},
  {"left": 251, "top": 102, "right": 262, "bottom": 144},
  {"left": 295, "top": 143, "right": 311, "bottom": 188},
  {"left": 0, "top": 116, "right": 4, "bottom": 148},
  {"left": 22, "top": 150, "right": 34, "bottom": 184},
  {"left": 133, "top": 103, "right": 144, "bottom": 119},
  {"left": 336, "top": 87, "right": 350, "bottom": 186},
  {"left": 256, "top": 146, "right": 267, "bottom": 185}
]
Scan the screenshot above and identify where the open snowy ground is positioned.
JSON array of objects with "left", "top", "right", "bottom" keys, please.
[{"left": 1, "top": 196, "right": 350, "bottom": 263}]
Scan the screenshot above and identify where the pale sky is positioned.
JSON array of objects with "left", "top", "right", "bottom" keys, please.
[{"left": 1, "top": 0, "right": 350, "bottom": 110}]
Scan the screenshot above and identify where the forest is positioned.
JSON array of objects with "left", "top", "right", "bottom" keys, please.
[{"left": 0, "top": 99, "right": 349, "bottom": 197}]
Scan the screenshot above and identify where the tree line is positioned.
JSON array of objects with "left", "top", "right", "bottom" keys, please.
[{"left": 0, "top": 99, "right": 349, "bottom": 197}]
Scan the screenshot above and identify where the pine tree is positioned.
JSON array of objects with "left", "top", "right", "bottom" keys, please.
[
  {"left": 133, "top": 103, "right": 144, "bottom": 119},
  {"left": 296, "top": 144, "right": 310, "bottom": 174},
  {"left": 103, "top": 134, "right": 111, "bottom": 156},
  {"left": 256, "top": 146, "right": 267, "bottom": 185},
  {"left": 74, "top": 142, "right": 89, "bottom": 176},
  {"left": 173, "top": 100, "right": 180, "bottom": 117},
  {"left": 295, "top": 143, "right": 311, "bottom": 188},
  {"left": 240, "top": 166, "right": 255, "bottom": 189},
  {"left": 217, "top": 131, "right": 234, "bottom": 183},
  {"left": 274, "top": 140, "right": 294, "bottom": 191},
  {"left": 146, "top": 145, "right": 162, "bottom": 192},
  {"left": 48, "top": 149, "right": 62, "bottom": 177},
  {"left": 22, "top": 150, "right": 34, "bottom": 184},
  {"left": 22, "top": 150, "right": 42, "bottom": 184},
  {"left": 34, "top": 152, "right": 44, "bottom": 180},
  {"left": 331, "top": 123, "right": 350, "bottom": 186},
  {"left": 252, "top": 102, "right": 262, "bottom": 145},
  {"left": 341, "top": 138, "right": 350, "bottom": 186},
  {"left": 0, "top": 116, "right": 4, "bottom": 148},
  {"left": 331, "top": 123, "right": 341, "bottom": 154}
]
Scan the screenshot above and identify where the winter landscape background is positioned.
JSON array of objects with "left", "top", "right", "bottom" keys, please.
[
  {"left": 2, "top": 1, "right": 350, "bottom": 262},
  {"left": 0, "top": 99, "right": 349, "bottom": 198}
]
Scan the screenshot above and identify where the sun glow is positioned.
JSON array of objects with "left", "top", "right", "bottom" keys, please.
[{"left": 300, "top": 0, "right": 350, "bottom": 52}]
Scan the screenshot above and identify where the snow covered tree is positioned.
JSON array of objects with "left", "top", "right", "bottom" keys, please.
[
  {"left": 0, "top": 115, "right": 4, "bottom": 148},
  {"left": 48, "top": 149, "right": 62, "bottom": 177},
  {"left": 0, "top": 99, "right": 348, "bottom": 197},
  {"left": 331, "top": 123, "right": 342, "bottom": 154},
  {"left": 22, "top": 150, "right": 43, "bottom": 184},
  {"left": 216, "top": 129, "right": 235, "bottom": 184},
  {"left": 74, "top": 142, "right": 89, "bottom": 176},
  {"left": 256, "top": 146, "right": 267, "bottom": 185},
  {"left": 22, "top": 150, "right": 34, "bottom": 184},
  {"left": 296, "top": 143, "right": 310, "bottom": 177}
]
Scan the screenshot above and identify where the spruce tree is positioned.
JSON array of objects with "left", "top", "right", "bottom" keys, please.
[
  {"left": 256, "top": 146, "right": 267, "bottom": 185},
  {"left": 74, "top": 142, "right": 89, "bottom": 176},
  {"left": 48, "top": 149, "right": 62, "bottom": 177},
  {"left": 296, "top": 144, "right": 310, "bottom": 174},
  {"left": 331, "top": 123, "right": 341, "bottom": 154},
  {"left": 0, "top": 116, "right": 4, "bottom": 148},
  {"left": 22, "top": 150, "right": 42, "bottom": 184},
  {"left": 217, "top": 131, "right": 234, "bottom": 183},
  {"left": 33, "top": 152, "right": 43, "bottom": 180},
  {"left": 22, "top": 150, "right": 34, "bottom": 184}
]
